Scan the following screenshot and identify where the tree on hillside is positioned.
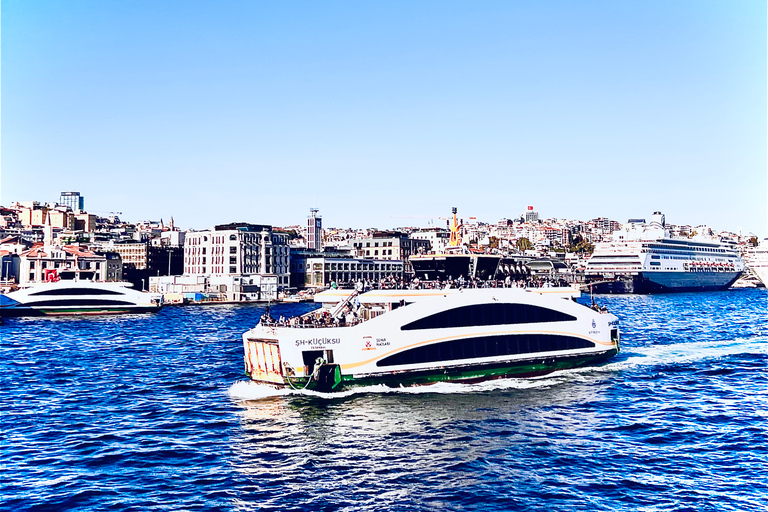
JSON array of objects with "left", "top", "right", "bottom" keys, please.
[{"left": 516, "top": 237, "right": 533, "bottom": 251}]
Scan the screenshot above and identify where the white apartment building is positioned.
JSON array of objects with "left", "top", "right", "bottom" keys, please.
[
  {"left": 410, "top": 229, "right": 450, "bottom": 254},
  {"left": 184, "top": 223, "right": 290, "bottom": 288}
]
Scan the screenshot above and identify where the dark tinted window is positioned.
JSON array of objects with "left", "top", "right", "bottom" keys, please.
[
  {"left": 29, "top": 299, "right": 138, "bottom": 307},
  {"left": 30, "top": 288, "right": 124, "bottom": 296},
  {"left": 401, "top": 303, "right": 576, "bottom": 331},
  {"left": 377, "top": 334, "right": 594, "bottom": 367}
]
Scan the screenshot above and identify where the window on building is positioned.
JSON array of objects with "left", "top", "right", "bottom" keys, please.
[
  {"left": 230, "top": 247, "right": 237, "bottom": 254},
  {"left": 229, "top": 266, "right": 237, "bottom": 273},
  {"left": 230, "top": 234, "right": 237, "bottom": 240},
  {"left": 230, "top": 256, "right": 236, "bottom": 264}
]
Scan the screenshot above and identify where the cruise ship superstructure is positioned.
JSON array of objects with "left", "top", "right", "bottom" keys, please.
[{"left": 584, "top": 212, "right": 744, "bottom": 294}]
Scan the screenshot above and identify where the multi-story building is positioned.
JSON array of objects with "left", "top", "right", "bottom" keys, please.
[
  {"left": 59, "top": 191, "right": 85, "bottom": 213},
  {"left": 409, "top": 228, "right": 450, "bottom": 254},
  {"left": 184, "top": 223, "right": 290, "bottom": 288},
  {"left": 523, "top": 206, "right": 539, "bottom": 223},
  {"left": 351, "top": 231, "right": 430, "bottom": 273},
  {"left": 19, "top": 243, "right": 121, "bottom": 285},
  {"left": 302, "top": 256, "right": 404, "bottom": 288},
  {"left": 307, "top": 208, "right": 322, "bottom": 251}
]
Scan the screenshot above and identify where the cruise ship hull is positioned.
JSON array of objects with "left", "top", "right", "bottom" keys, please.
[{"left": 588, "top": 271, "right": 742, "bottom": 294}]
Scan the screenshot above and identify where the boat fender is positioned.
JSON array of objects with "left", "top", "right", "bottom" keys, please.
[{"left": 312, "top": 357, "right": 326, "bottom": 380}]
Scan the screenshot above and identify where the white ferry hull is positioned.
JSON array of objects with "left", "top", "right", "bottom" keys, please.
[{"left": 0, "top": 281, "right": 162, "bottom": 317}]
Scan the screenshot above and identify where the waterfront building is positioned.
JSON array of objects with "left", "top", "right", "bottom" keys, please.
[
  {"left": 352, "top": 231, "right": 429, "bottom": 274},
  {"left": 301, "top": 255, "right": 404, "bottom": 288},
  {"left": 184, "top": 223, "right": 290, "bottom": 289},
  {"left": 149, "top": 273, "right": 278, "bottom": 302},
  {"left": 18, "top": 243, "right": 120, "bottom": 285}
]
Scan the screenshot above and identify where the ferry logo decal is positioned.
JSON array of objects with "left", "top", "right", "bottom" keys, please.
[
  {"left": 592, "top": 319, "right": 597, "bottom": 328},
  {"left": 362, "top": 336, "right": 376, "bottom": 351}
]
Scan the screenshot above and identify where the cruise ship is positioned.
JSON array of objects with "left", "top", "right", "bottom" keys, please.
[
  {"left": 584, "top": 212, "right": 744, "bottom": 294},
  {"left": 242, "top": 287, "right": 620, "bottom": 392},
  {"left": 744, "top": 238, "right": 768, "bottom": 287}
]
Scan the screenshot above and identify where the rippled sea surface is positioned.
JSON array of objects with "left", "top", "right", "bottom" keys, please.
[{"left": 2, "top": 289, "right": 767, "bottom": 511}]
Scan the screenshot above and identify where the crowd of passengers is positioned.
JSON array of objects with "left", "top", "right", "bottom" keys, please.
[
  {"left": 326, "top": 274, "right": 571, "bottom": 292},
  {"left": 260, "top": 275, "right": 575, "bottom": 328}
]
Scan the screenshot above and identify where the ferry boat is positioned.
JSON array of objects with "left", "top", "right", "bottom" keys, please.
[
  {"left": 584, "top": 212, "right": 744, "bottom": 294},
  {"left": 242, "top": 287, "right": 620, "bottom": 392},
  {"left": 0, "top": 280, "right": 163, "bottom": 317}
]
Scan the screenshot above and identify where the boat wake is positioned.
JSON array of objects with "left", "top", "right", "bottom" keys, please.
[
  {"left": 228, "top": 336, "right": 767, "bottom": 402},
  {"left": 605, "top": 337, "right": 768, "bottom": 372}
]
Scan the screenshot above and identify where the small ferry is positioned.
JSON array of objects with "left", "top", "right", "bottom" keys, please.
[
  {"left": 242, "top": 286, "right": 620, "bottom": 392},
  {"left": 585, "top": 212, "right": 744, "bottom": 294},
  {"left": 0, "top": 279, "right": 163, "bottom": 317}
]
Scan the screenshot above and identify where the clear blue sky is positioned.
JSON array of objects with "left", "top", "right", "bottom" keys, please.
[{"left": 2, "top": 1, "right": 766, "bottom": 235}]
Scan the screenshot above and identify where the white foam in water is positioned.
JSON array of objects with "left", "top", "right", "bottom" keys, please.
[
  {"left": 228, "top": 374, "right": 566, "bottom": 401},
  {"left": 606, "top": 337, "right": 768, "bottom": 372},
  {"left": 229, "top": 337, "right": 767, "bottom": 401},
  {"left": 228, "top": 380, "right": 294, "bottom": 400}
]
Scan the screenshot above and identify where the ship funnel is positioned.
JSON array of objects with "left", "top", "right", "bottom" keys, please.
[{"left": 650, "top": 212, "right": 665, "bottom": 228}]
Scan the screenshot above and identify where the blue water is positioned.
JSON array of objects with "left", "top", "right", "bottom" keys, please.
[{"left": 2, "top": 290, "right": 767, "bottom": 511}]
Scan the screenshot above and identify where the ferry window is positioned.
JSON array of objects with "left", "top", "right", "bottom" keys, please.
[
  {"left": 30, "top": 288, "right": 125, "bottom": 296},
  {"left": 401, "top": 303, "right": 577, "bottom": 331},
  {"left": 377, "top": 334, "right": 593, "bottom": 367}
]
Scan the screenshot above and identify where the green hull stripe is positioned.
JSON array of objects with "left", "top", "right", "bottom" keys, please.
[{"left": 265, "top": 350, "right": 618, "bottom": 391}]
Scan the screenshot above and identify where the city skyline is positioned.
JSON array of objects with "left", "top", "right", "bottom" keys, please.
[{"left": 2, "top": 1, "right": 766, "bottom": 235}]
